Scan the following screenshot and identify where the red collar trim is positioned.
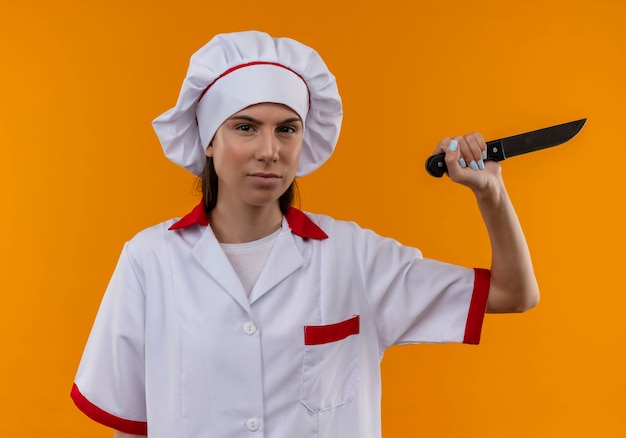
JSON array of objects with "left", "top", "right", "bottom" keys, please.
[
  {"left": 169, "top": 201, "right": 209, "bottom": 229},
  {"left": 168, "top": 200, "right": 328, "bottom": 240}
]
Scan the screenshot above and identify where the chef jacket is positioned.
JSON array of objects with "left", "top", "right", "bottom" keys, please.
[{"left": 72, "top": 201, "right": 490, "bottom": 437}]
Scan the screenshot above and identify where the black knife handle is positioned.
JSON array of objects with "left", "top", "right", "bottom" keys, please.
[
  {"left": 425, "top": 153, "right": 448, "bottom": 178},
  {"left": 425, "top": 140, "right": 505, "bottom": 178}
]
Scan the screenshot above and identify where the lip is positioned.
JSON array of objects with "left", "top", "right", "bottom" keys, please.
[
  {"left": 248, "top": 172, "right": 282, "bottom": 186},
  {"left": 248, "top": 172, "right": 281, "bottom": 178}
]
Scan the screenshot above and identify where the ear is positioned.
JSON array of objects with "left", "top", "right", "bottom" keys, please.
[{"left": 205, "top": 142, "right": 214, "bottom": 158}]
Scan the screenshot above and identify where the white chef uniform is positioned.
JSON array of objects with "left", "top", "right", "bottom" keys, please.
[
  {"left": 72, "top": 200, "right": 490, "bottom": 437},
  {"left": 72, "top": 30, "right": 490, "bottom": 437}
]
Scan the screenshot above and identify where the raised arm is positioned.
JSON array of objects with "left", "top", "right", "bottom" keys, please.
[{"left": 436, "top": 133, "right": 540, "bottom": 313}]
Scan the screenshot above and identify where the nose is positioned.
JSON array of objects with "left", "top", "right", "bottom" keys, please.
[{"left": 255, "top": 130, "right": 279, "bottom": 163}]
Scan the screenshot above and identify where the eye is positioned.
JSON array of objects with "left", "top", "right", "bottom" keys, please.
[
  {"left": 236, "top": 124, "right": 253, "bottom": 132},
  {"left": 277, "top": 126, "right": 297, "bottom": 134}
]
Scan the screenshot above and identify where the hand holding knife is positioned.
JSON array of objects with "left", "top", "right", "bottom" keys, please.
[{"left": 425, "top": 119, "right": 587, "bottom": 177}]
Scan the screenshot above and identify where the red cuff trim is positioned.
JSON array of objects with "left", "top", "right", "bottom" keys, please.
[
  {"left": 304, "top": 315, "right": 360, "bottom": 345},
  {"left": 463, "top": 268, "right": 490, "bottom": 344},
  {"left": 71, "top": 383, "right": 148, "bottom": 435}
]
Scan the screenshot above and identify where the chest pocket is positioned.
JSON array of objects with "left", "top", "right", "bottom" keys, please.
[{"left": 300, "top": 315, "right": 360, "bottom": 413}]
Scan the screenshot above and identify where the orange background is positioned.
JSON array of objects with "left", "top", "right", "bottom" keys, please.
[{"left": 1, "top": 0, "right": 624, "bottom": 436}]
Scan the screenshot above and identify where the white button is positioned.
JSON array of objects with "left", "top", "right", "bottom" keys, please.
[
  {"left": 243, "top": 322, "right": 257, "bottom": 335},
  {"left": 246, "top": 418, "right": 260, "bottom": 432}
]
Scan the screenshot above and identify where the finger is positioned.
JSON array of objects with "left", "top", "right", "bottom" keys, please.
[
  {"left": 464, "top": 132, "right": 486, "bottom": 153},
  {"left": 433, "top": 137, "right": 453, "bottom": 155},
  {"left": 443, "top": 137, "right": 466, "bottom": 172},
  {"left": 453, "top": 135, "right": 479, "bottom": 171},
  {"left": 460, "top": 133, "right": 487, "bottom": 170}
]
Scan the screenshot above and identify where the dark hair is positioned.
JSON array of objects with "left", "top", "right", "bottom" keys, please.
[{"left": 200, "top": 157, "right": 298, "bottom": 214}]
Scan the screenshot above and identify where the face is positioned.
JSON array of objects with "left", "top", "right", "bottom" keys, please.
[{"left": 205, "top": 102, "right": 303, "bottom": 212}]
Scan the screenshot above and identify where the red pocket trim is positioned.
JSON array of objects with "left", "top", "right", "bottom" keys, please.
[{"left": 304, "top": 315, "right": 360, "bottom": 345}]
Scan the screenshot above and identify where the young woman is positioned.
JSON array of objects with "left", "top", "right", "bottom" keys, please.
[{"left": 71, "top": 31, "right": 539, "bottom": 438}]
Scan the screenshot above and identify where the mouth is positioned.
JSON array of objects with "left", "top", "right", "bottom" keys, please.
[
  {"left": 247, "top": 173, "right": 283, "bottom": 186},
  {"left": 248, "top": 172, "right": 281, "bottom": 179}
]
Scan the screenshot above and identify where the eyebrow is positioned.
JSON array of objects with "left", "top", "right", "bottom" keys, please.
[{"left": 228, "top": 115, "right": 302, "bottom": 125}]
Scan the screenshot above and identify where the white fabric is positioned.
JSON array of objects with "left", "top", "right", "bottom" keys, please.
[
  {"left": 196, "top": 64, "right": 309, "bottom": 150},
  {"left": 152, "top": 31, "right": 342, "bottom": 177},
  {"left": 74, "top": 212, "right": 484, "bottom": 437},
  {"left": 220, "top": 227, "right": 280, "bottom": 296}
]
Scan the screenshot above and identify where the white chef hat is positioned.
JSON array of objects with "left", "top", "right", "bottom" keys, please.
[{"left": 152, "top": 30, "right": 343, "bottom": 177}]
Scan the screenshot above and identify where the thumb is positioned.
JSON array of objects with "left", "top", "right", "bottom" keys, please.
[{"left": 433, "top": 137, "right": 453, "bottom": 155}]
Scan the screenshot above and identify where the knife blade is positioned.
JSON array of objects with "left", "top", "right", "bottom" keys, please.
[{"left": 425, "top": 118, "right": 587, "bottom": 177}]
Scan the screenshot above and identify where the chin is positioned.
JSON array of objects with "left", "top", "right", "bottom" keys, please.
[{"left": 245, "top": 197, "right": 281, "bottom": 208}]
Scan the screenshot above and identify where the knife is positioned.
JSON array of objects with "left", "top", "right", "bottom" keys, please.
[{"left": 425, "top": 118, "right": 587, "bottom": 177}]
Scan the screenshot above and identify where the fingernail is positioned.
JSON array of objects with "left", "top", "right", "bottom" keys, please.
[
  {"left": 448, "top": 139, "right": 458, "bottom": 152},
  {"left": 458, "top": 157, "right": 467, "bottom": 168},
  {"left": 478, "top": 159, "right": 485, "bottom": 170},
  {"left": 470, "top": 160, "right": 479, "bottom": 171},
  {"left": 482, "top": 150, "right": 487, "bottom": 160}
]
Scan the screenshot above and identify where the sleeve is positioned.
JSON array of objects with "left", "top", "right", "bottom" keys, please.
[
  {"left": 71, "top": 242, "right": 148, "bottom": 435},
  {"left": 353, "top": 224, "right": 490, "bottom": 350}
]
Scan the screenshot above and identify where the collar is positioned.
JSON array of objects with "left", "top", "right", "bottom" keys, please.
[{"left": 168, "top": 200, "right": 328, "bottom": 240}]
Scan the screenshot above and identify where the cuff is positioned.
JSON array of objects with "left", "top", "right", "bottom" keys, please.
[
  {"left": 70, "top": 383, "right": 148, "bottom": 435},
  {"left": 463, "top": 268, "right": 490, "bottom": 344}
]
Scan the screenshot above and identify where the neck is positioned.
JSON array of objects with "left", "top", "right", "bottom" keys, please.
[{"left": 209, "top": 203, "right": 283, "bottom": 244}]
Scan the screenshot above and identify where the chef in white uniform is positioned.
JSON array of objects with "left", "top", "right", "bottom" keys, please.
[{"left": 71, "top": 31, "right": 539, "bottom": 438}]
